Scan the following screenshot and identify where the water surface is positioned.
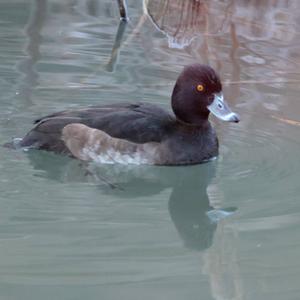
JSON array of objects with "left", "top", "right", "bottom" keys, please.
[{"left": 1, "top": 1, "right": 300, "bottom": 299}]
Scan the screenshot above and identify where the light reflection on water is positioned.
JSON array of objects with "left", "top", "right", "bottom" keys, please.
[{"left": 1, "top": 0, "right": 300, "bottom": 299}]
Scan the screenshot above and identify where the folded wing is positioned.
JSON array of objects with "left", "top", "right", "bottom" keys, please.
[{"left": 20, "top": 102, "right": 175, "bottom": 154}]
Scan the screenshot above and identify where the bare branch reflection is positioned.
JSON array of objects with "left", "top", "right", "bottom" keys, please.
[
  {"left": 16, "top": 0, "right": 47, "bottom": 106},
  {"left": 145, "top": 0, "right": 208, "bottom": 49},
  {"left": 106, "top": 19, "right": 127, "bottom": 72}
]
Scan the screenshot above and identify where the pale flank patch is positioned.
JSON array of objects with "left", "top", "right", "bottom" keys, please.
[
  {"left": 63, "top": 123, "right": 159, "bottom": 165},
  {"left": 80, "top": 145, "right": 155, "bottom": 165}
]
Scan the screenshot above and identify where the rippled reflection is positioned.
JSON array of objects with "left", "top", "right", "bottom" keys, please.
[
  {"left": 145, "top": 0, "right": 300, "bottom": 48},
  {"left": 16, "top": 0, "right": 300, "bottom": 99},
  {"left": 27, "top": 150, "right": 235, "bottom": 252}
]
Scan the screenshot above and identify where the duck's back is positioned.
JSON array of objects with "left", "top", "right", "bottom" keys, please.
[{"left": 19, "top": 102, "right": 175, "bottom": 154}]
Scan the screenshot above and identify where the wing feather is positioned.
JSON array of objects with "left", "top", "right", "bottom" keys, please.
[{"left": 21, "top": 102, "right": 175, "bottom": 153}]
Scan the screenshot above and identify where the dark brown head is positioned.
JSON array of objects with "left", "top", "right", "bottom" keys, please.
[{"left": 171, "top": 64, "right": 240, "bottom": 125}]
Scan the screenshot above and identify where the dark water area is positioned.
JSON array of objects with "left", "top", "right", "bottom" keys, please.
[{"left": 0, "top": 1, "right": 300, "bottom": 299}]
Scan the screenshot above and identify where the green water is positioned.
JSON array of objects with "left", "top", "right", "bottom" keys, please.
[{"left": 1, "top": 1, "right": 300, "bottom": 299}]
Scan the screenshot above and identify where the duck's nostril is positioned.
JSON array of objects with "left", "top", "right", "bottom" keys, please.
[{"left": 232, "top": 114, "right": 240, "bottom": 123}]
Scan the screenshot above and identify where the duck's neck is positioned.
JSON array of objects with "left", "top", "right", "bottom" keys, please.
[
  {"left": 172, "top": 101, "right": 210, "bottom": 127},
  {"left": 175, "top": 116, "right": 210, "bottom": 129}
]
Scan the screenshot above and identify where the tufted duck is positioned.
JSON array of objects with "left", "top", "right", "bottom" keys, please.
[{"left": 11, "top": 64, "right": 239, "bottom": 165}]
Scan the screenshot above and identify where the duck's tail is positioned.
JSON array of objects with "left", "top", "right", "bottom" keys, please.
[{"left": 3, "top": 138, "right": 23, "bottom": 149}]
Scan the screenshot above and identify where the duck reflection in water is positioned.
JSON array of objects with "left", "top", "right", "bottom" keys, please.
[{"left": 27, "top": 151, "right": 236, "bottom": 251}]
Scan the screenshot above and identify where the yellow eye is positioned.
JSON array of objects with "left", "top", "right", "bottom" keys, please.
[{"left": 197, "top": 84, "right": 204, "bottom": 92}]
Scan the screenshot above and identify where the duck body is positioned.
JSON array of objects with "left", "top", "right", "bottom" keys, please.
[
  {"left": 10, "top": 64, "right": 239, "bottom": 165},
  {"left": 20, "top": 102, "right": 218, "bottom": 165}
]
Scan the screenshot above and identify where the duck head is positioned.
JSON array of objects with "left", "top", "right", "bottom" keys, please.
[{"left": 171, "top": 64, "right": 240, "bottom": 125}]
